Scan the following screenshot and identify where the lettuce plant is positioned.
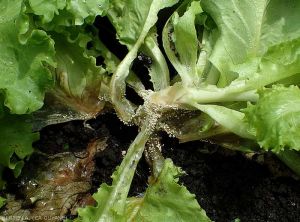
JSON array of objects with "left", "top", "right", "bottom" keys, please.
[{"left": 1, "top": 0, "right": 300, "bottom": 221}]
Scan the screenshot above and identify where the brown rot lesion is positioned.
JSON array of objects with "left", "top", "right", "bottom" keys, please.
[{"left": 0, "top": 138, "right": 108, "bottom": 222}]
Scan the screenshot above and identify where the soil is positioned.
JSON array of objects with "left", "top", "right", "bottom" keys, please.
[{"left": 28, "top": 113, "right": 300, "bottom": 222}]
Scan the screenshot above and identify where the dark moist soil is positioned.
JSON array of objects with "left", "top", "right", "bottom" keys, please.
[{"left": 32, "top": 113, "right": 300, "bottom": 222}]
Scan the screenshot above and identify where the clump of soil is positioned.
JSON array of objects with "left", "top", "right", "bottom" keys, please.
[{"left": 3, "top": 113, "right": 300, "bottom": 222}]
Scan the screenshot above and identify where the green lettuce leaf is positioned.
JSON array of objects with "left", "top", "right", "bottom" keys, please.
[
  {"left": 32, "top": 30, "right": 108, "bottom": 130},
  {"left": 77, "top": 149, "right": 211, "bottom": 222},
  {"left": 201, "top": 0, "right": 300, "bottom": 86},
  {"left": 244, "top": 85, "right": 300, "bottom": 152},
  {"left": 0, "top": 111, "right": 39, "bottom": 177},
  {"left": 108, "top": 0, "right": 177, "bottom": 48},
  {"left": 50, "top": 31, "right": 105, "bottom": 114},
  {"left": 0, "top": 0, "right": 51, "bottom": 183},
  {"left": 77, "top": 122, "right": 152, "bottom": 222},
  {"left": 0, "top": 0, "right": 56, "bottom": 114},
  {"left": 16, "top": 0, "right": 110, "bottom": 128},
  {"left": 163, "top": 1, "right": 204, "bottom": 86},
  {"left": 108, "top": 0, "right": 179, "bottom": 122},
  {"left": 20, "top": 0, "right": 109, "bottom": 34},
  {"left": 225, "top": 36, "right": 300, "bottom": 95},
  {"left": 192, "top": 103, "right": 254, "bottom": 140},
  {"left": 141, "top": 30, "right": 170, "bottom": 91},
  {"left": 125, "top": 159, "right": 211, "bottom": 222},
  {"left": 92, "top": 39, "right": 146, "bottom": 96}
]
